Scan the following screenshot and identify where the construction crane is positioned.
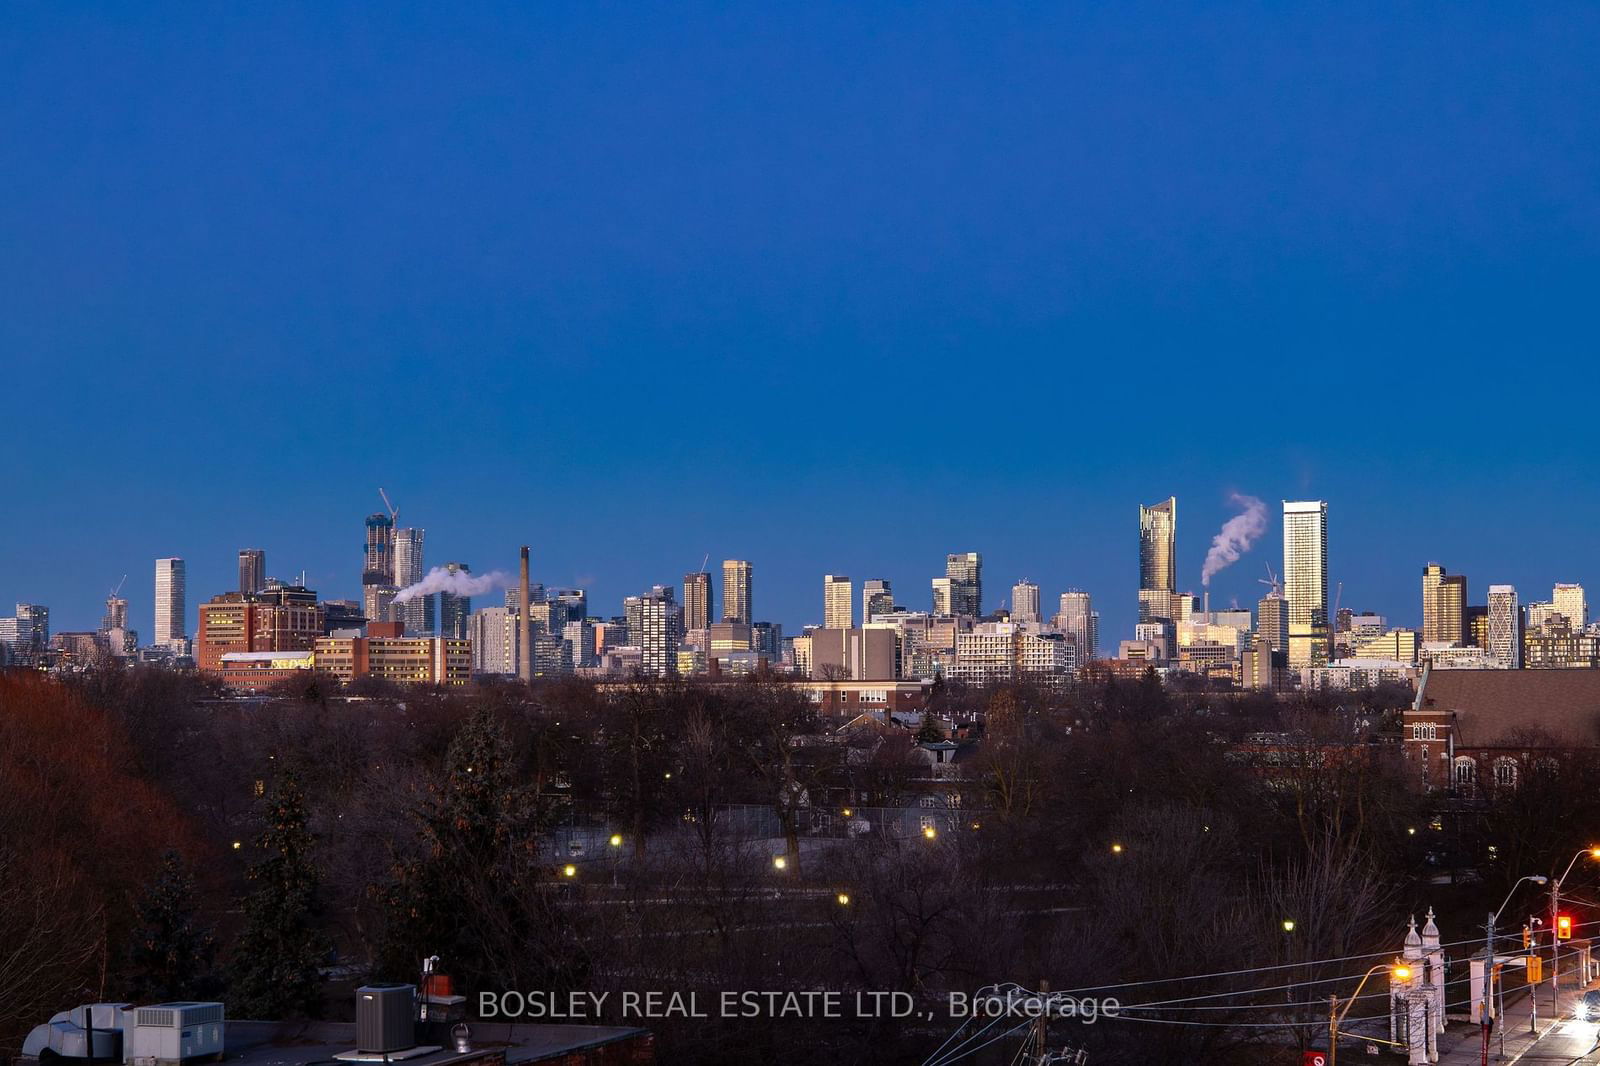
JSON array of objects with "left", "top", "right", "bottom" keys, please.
[
  {"left": 378, "top": 487, "right": 399, "bottom": 525},
  {"left": 1256, "top": 563, "right": 1282, "bottom": 599},
  {"left": 109, "top": 575, "right": 127, "bottom": 598}
]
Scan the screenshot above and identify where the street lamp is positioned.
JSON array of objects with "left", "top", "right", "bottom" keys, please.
[
  {"left": 1282, "top": 919, "right": 1296, "bottom": 934},
  {"left": 922, "top": 825, "right": 937, "bottom": 840},
  {"left": 773, "top": 855, "right": 788, "bottom": 870},
  {"left": 1110, "top": 842, "right": 1123, "bottom": 854},
  {"left": 562, "top": 863, "right": 577, "bottom": 878},
  {"left": 1478, "top": 875, "right": 1549, "bottom": 1056},
  {"left": 1549, "top": 847, "right": 1599, "bottom": 1016},
  {"left": 608, "top": 833, "right": 623, "bottom": 887},
  {"left": 836, "top": 892, "right": 850, "bottom": 906},
  {"left": 1329, "top": 962, "right": 1410, "bottom": 1066}
]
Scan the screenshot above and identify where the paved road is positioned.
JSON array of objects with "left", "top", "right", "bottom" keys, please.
[
  {"left": 1507, "top": 1018, "right": 1600, "bottom": 1063},
  {"left": 1439, "top": 990, "right": 1600, "bottom": 1064}
]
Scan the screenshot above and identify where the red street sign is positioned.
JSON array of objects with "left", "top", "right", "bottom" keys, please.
[{"left": 1303, "top": 1053, "right": 1328, "bottom": 1066}]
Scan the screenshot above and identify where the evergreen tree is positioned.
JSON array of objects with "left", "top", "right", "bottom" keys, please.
[
  {"left": 228, "top": 774, "right": 326, "bottom": 1019},
  {"left": 375, "top": 708, "right": 571, "bottom": 990},
  {"left": 126, "top": 850, "right": 217, "bottom": 1002}
]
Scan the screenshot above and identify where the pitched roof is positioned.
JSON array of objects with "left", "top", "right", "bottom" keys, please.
[{"left": 1417, "top": 668, "right": 1600, "bottom": 746}]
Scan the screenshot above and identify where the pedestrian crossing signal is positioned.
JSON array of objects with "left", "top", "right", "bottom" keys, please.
[{"left": 1558, "top": 915, "right": 1574, "bottom": 940}]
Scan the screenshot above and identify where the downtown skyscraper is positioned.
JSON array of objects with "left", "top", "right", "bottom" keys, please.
[
  {"left": 823, "top": 575, "right": 853, "bottom": 629},
  {"left": 722, "top": 559, "right": 752, "bottom": 623},
  {"left": 1486, "top": 584, "right": 1521, "bottom": 668},
  {"left": 393, "top": 527, "right": 432, "bottom": 636},
  {"left": 862, "top": 579, "right": 894, "bottom": 624},
  {"left": 154, "top": 557, "right": 186, "bottom": 650},
  {"left": 1282, "top": 500, "right": 1329, "bottom": 668},
  {"left": 945, "top": 552, "right": 982, "bottom": 618},
  {"left": 683, "top": 571, "right": 713, "bottom": 632},
  {"left": 1421, "top": 563, "right": 1466, "bottom": 645},
  {"left": 238, "top": 548, "right": 266, "bottom": 595},
  {"left": 1138, "top": 497, "right": 1176, "bottom": 623},
  {"left": 439, "top": 561, "right": 471, "bottom": 640},
  {"left": 1055, "top": 589, "right": 1097, "bottom": 665},
  {"left": 362, "top": 512, "right": 397, "bottom": 626},
  {"left": 1011, "top": 580, "right": 1041, "bottom": 623}
]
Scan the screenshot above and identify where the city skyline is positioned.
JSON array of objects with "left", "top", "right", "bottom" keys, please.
[{"left": 11, "top": 487, "right": 1600, "bottom": 650}]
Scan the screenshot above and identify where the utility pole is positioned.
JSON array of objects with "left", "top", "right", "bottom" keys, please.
[
  {"left": 1527, "top": 919, "right": 1537, "bottom": 1033},
  {"left": 1328, "top": 994, "right": 1339, "bottom": 1066},
  {"left": 1481, "top": 911, "right": 1494, "bottom": 1066},
  {"left": 1033, "top": 980, "right": 1050, "bottom": 1065},
  {"left": 1551, "top": 879, "right": 1561, "bottom": 1019}
]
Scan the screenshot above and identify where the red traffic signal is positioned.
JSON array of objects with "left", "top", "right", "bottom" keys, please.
[{"left": 1558, "top": 915, "right": 1574, "bottom": 940}]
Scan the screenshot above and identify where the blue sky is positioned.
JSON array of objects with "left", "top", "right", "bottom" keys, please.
[{"left": 4, "top": 3, "right": 1600, "bottom": 641}]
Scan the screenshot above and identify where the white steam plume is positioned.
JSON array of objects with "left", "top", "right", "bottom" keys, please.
[
  {"left": 1201, "top": 494, "right": 1267, "bottom": 587},
  {"left": 394, "top": 566, "right": 511, "bottom": 603}
]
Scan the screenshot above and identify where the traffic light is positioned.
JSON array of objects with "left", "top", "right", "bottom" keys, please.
[
  {"left": 1558, "top": 915, "right": 1574, "bottom": 940},
  {"left": 1523, "top": 926, "right": 1532, "bottom": 949}
]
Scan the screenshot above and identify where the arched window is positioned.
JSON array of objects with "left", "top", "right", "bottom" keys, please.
[
  {"left": 1413, "top": 722, "right": 1437, "bottom": 741},
  {"left": 1493, "top": 757, "right": 1519, "bottom": 789},
  {"left": 1453, "top": 756, "right": 1477, "bottom": 793}
]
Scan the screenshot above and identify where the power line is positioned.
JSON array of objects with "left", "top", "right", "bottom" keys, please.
[
  {"left": 1030, "top": 933, "right": 1489, "bottom": 998},
  {"left": 1119, "top": 965, "right": 1475, "bottom": 1009}
]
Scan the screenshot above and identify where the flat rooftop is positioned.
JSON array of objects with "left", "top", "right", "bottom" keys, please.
[{"left": 224, "top": 1020, "right": 651, "bottom": 1066}]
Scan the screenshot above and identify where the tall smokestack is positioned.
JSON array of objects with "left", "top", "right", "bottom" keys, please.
[{"left": 518, "top": 546, "right": 532, "bottom": 682}]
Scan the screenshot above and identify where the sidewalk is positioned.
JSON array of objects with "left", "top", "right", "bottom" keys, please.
[{"left": 1435, "top": 979, "right": 1600, "bottom": 1065}]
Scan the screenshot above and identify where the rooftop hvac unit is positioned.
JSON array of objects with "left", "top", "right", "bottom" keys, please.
[
  {"left": 124, "top": 1002, "right": 225, "bottom": 1066},
  {"left": 356, "top": 985, "right": 415, "bottom": 1054}
]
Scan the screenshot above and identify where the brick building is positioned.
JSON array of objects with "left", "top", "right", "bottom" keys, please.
[
  {"left": 196, "top": 589, "right": 324, "bottom": 674},
  {"left": 1403, "top": 666, "right": 1600, "bottom": 794}
]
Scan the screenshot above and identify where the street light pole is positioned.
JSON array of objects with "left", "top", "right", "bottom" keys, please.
[
  {"left": 1481, "top": 909, "right": 1494, "bottom": 1066},
  {"left": 1549, "top": 847, "right": 1598, "bottom": 1019},
  {"left": 1484, "top": 875, "right": 1550, "bottom": 1066},
  {"left": 1329, "top": 962, "right": 1410, "bottom": 1066}
]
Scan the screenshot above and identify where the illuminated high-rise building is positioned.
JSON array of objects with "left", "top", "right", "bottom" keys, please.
[
  {"left": 1554, "top": 583, "right": 1587, "bottom": 631},
  {"left": 1282, "top": 500, "right": 1329, "bottom": 668},
  {"left": 823, "top": 575, "right": 853, "bottom": 630},
  {"left": 722, "top": 559, "right": 752, "bottom": 623},
  {"left": 1486, "top": 584, "right": 1521, "bottom": 668},
  {"left": 439, "top": 561, "right": 472, "bottom": 640},
  {"left": 638, "top": 589, "right": 680, "bottom": 678},
  {"left": 683, "top": 571, "right": 713, "bottom": 632},
  {"left": 1138, "top": 497, "right": 1177, "bottom": 622},
  {"left": 364, "top": 513, "right": 394, "bottom": 583},
  {"left": 470, "top": 605, "right": 519, "bottom": 676},
  {"left": 931, "top": 577, "right": 955, "bottom": 616},
  {"left": 1055, "top": 590, "right": 1097, "bottom": 664},
  {"left": 362, "top": 513, "right": 397, "bottom": 625},
  {"left": 1011, "top": 580, "right": 1041, "bottom": 623},
  {"left": 16, "top": 603, "right": 48, "bottom": 651},
  {"left": 393, "top": 528, "right": 433, "bottom": 636},
  {"left": 154, "top": 557, "right": 187, "bottom": 650},
  {"left": 1421, "top": 563, "right": 1466, "bottom": 645},
  {"left": 102, "top": 594, "right": 128, "bottom": 634},
  {"left": 238, "top": 549, "right": 266, "bottom": 595},
  {"left": 1257, "top": 593, "right": 1289, "bottom": 653},
  {"left": 945, "top": 552, "right": 982, "bottom": 618},
  {"left": 862, "top": 579, "right": 894, "bottom": 624}
]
